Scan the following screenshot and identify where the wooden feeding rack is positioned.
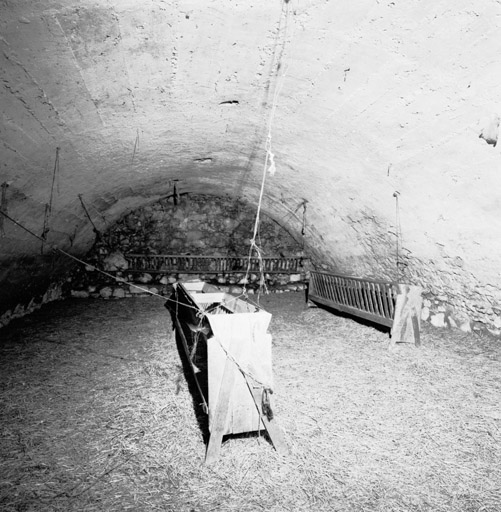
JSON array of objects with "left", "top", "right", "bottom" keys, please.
[
  {"left": 308, "top": 270, "right": 423, "bottom": 346},
  {"left": 166, "top": 281, "right": 287, "bottom": 463}
]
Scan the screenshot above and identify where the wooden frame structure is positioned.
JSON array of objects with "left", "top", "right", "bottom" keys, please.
[
  {"left": 308, "top": 270, "right": 422, "bottom": 346},
  {"left": 126, "top": 254, "right": 308, "bottom": 274},
  {"left": 166, "top": 281, "right": 288, "bottom": 463}
]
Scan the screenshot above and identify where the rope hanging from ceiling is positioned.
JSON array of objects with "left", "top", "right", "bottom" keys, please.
[
  {"left": 0, "top": 182, "right": 9, "bottom": 238},
  {"left": 78, "top": 194, "right": 101, "bottom": 237},
  {"left": 244, "top": 1, "right": 295, "bottom": 299},
  {"left": 41, "top": 147, "right": 60, "bottom": 254}
]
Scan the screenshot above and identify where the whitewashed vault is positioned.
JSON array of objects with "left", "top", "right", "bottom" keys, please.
[{"left": 1, "top": 0, "right": 501, "bottom": 332}]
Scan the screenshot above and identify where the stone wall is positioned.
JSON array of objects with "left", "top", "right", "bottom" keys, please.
[
  {"left": 93, "top": 194, "right": 304, "bottom": 258},
  {"left": 66, "top": 194, "right": 309, "bottom": 299}
]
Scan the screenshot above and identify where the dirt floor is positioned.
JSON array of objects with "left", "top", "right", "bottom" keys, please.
[{"left": 0, "top": 292, "right": 500, "bottom": 512}]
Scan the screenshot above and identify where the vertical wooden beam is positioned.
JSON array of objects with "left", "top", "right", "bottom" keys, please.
[
  {"left": 244, "top": 378, "right": 289, "bottom": 457},
  {"left": 205, "top": 335, "right": 244, "bottom": 464},
  {"left": 390, "top": 284, "right": 423, "bottom": 346}
]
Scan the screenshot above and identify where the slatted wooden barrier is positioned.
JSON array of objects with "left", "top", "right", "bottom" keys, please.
[
  {"left": 308, "top": 270, "right": 423, "bottom": 345},
  {"left": 125, "top": 254, "right": 307, "bottom": 274}
]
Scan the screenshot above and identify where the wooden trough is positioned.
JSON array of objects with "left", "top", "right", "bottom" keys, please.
[
  {"left": 166, "top": 281, "right": 287, "bottom": 463},
  {"left": 308, "top": 270, "right": 423, "bottom": 346}
]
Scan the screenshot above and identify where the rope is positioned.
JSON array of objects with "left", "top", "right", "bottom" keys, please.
[
  {"left": 0, "top": 209, "right": 48, "bottom": 244},
  {"left": 0, "top": 182, "right": 9, "bottom": 237},
  {"left": 0, "top": 209, "right": 249, "bottom": 318},
  {"left": 78, "top": 194, "right": 101, "bottom": 235},
  {"left": 216, "top": 335, "right": 273, "bottom": 391},
  {"left": 243, "top": 6, "right": 293, "bottom": 299},
  {"left": 49, "top": 147, "right": 61, "bottom": 211},
  {"left": 41, "top": 147, "right": 60, "bottom": 253}
]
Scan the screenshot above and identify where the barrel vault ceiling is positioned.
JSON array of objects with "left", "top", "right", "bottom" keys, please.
[{"left": 1, "top": 0, "right": 501, "bottom": 310}]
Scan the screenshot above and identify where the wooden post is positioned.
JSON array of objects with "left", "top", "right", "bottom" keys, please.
[
  {"left": 205, "top": 335, "right": 244, "bottom": 464},
  {"left": 243, "top": 376, "right": 289, "bottom": 457},
  {"left": 390, "top": 284, "right": 423, "bottom": 346}
]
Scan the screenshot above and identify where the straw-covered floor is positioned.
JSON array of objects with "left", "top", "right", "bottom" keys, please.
[{"left": 1, "top": 292, "right": 500, "bottom": 512}]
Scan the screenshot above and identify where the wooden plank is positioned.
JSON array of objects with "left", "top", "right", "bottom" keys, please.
[
  {"left": 390, "top": 284, "right": 423, "bottom": 345},
  {"left": 309, "top": 272, "right": 317, "bottom": 297},
  {"left": 245, "top": 378, "right": 289, "bottom": 457},
  {"left": 126, "top": 254, "right": 308, "bottom": 274},
  {"left": 378, "top": 283, "right": 390, "bottom": 319},
  {"left": 373, "top": 283, "right": 386, "bottom": 318},
  {"left": 368, "top": 283, "right": 378, "bottom": 314},
  {"left": 385, "top": 285, "right": 393, "bottom": 319},
  {"left": 207, "top": 311, "right": 273, "bottom": 436},
  {"left": 172, "top": 316, "right": 207, "bottom": 411},
  {"left": 353, "top": 280, "right": 362, "bottom": 309},
  {"left": 361, "top": 283, "right": 372, "bottom": 314},
  {"left": 310, "top": 270, "right": 396, "bottom": 286},
  {"left": 205, "top": 334, "right": 244, "bottom": 464},
  {"left": 308, "top": 294, "right": 394, "bottom": 328},
  {"left": 325, "top": 276, "right": 334, "bottom": 302},
  {"left": 347, "top": 279, "right": 357, "bottom": 308},
  {"left": 317, "top": 273, "right": 325, "bottom": 298},
  {"left": 337, "top": 277, "right": 348, "bottom": 305},
  {"left": 332, "top": 276, "right": 342, "bottom": 304},
  {"left": 344, "top": 279, "right": 353, "bottom": 307}
]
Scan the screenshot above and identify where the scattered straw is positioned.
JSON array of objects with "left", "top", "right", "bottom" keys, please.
[{"left": 0, "top": 293, "right": 500, "bottom": 511}]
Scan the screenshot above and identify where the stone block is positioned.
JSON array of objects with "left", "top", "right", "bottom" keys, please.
[
  {"left": 430, "top": 313, "right": 445, "bottom": 328},
  {"left": 277, "top": 276, "right": 289, "bottom": 285},
  {"left": 71, "top": 290, "right": 90, "bottom": 299},
  {"left": 446, "top": 314, "right": 458, "bottom": 329},
  {"left": 138, "top": 273, "right": 153, "bottom": 283},
  {"left": 100, "top": 287, "right": 113, "bottom": 299},
  {"left": 289, "top": 274, "right": 302, "bottom": 283},
  {"left": 178, "top": 273, "right": 199, "bottom": 281},
  {"left": 113, "top": 288, "right": 126, "bottom": 298},
  {"left": 103, "top": 251, "right": 129, "bottom": 271},
  {"left": 186, "top": 230, "right": 203, "bottom": 242}
]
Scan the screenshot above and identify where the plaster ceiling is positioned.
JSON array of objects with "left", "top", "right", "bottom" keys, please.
[{"left": 1, "top": 0, "right": 501, "bottom": 309}]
